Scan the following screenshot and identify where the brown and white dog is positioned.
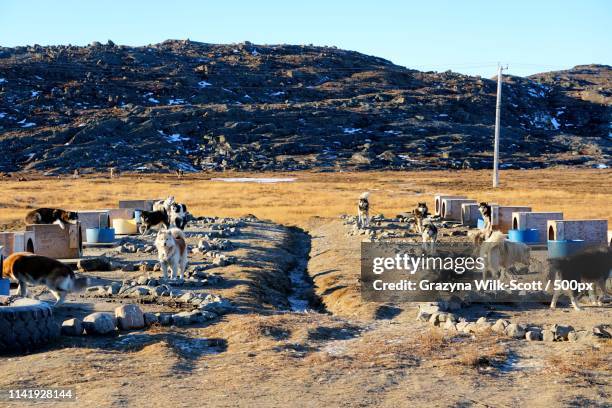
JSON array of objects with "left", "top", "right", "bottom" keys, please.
[
  {"left": 413, "top": 202, "right": 429, "bottom": 233},
  {"left": 155, "top": 227, "right": 189, "bottom": 280},
  {"left": 357, "top": 192, "right": 370, "bottom": 229},
  {"left": 549, "top": 246, "right": 612, "bottom": 310},
  {"left": 2, "top": 252, "right": 89, "bottom": 305},
  {"left": 25, "top": 208, "right": 78, "bottom": 230},
  {"left": 480, "top": 231, "right": 530, "bottom": 281}
]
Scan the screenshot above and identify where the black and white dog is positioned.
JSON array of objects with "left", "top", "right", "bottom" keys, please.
[
  {"left": 140, "top": 209, "right": 169, "bottom": 235},
  {"left": 478, "top": 202, "right": 493, "bottom": 239},
  {"left": 170, "top": 203, "right": 188, "bottom": 230}
]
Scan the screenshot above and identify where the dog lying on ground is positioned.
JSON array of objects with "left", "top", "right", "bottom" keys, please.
[
  {"left": 479, "top": 231, "right": 530, "bottom": 281},
  {"left": 549, "top": 246, "right": 612, "bottom": 310},
  {"left": 2, "top": 252, "right": 89, "bottom": 305},
  {"left": 170, "top": 203, "right": 188, "bottom": 230},
  {"left": 140, "top": 209, "right": 169, "bottom": 235},
  {"left": 25, "top": 208, "right": 78, "bottom": 229},
  {"left": 413, "top": 202, "right": 429, "bottom": 233},
  {"left": 357, "top": 192, "right": 370, "bottom": 229},
  {"left": 153, "top": 196, "right": 175, "bottom": 214},
  {"left": 155, "top": 227, "right": 188, "bottom": 280}
]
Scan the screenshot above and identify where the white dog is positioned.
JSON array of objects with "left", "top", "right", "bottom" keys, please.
[
  {"left": 153, "top": 196, "right": 175, "bottom": 214},
  {"left": 357, "top": 192, "right": 370, "bottom": 228},
  {"left": 155, "top": 227, "right": 188, "bottom": 280},
  {"left": 480, "top": 231, "right": 530, "bottom": 281}
]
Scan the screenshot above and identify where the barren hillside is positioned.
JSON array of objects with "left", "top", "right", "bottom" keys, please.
[{"left": 0, "top": 40, "right": 609, "bottom": 173}]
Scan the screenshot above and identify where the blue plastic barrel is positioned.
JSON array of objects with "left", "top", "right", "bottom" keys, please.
[
  {"left": 98, "top": 228, "right": 116, "bottom": 243},
  {"left": 547, "top": 240, "right": 585, "bottom": 259},
  {"left": 508, "top": 229, "right": 540, "bottom": 244},
  {"left": 86, "top": 228, "right": 100, "bottom": 243},
  {"left": 0, "top": 278, "right": 10, "bottom": 296}
]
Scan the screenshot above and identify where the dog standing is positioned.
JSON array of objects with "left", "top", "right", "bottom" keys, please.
[
  {"left": 480, "top": 231, "right": 530, "bottom": 281},
  {"left": 170, "top": 203, "right": 188, "bottom": 230},
  {"left": 549, "top": 246, "right": 611, "bottom": 310},
  {"left": 25, "top": 208, "right": 78, "bottom": 230},
  {"left": 140, "top": 209, "right": 169, "bottom": 235},
  {"left": 413, "top": 202, "right": 429, "bottom": 233},
  {"left": 421, "top": 220, "right": 438, "bottom": 252},
  {"left": 478, "top": 202, "right": 493, "bottom": 239},
  {"left": 155, "top": 228, "right": 189, "bottom": 280},
  {"left": 357, "top": 192, "right": 370, "bottom": 229},
  {"left": 2, "top": 252, "right": 89, "bottom": 305},
  {"left": 153, "top": 196, "right": 175, "bottom": 214}
]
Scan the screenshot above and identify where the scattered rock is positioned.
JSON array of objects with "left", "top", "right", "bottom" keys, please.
[
  {"left": 83, "top": 312, "right": 117, "bottom": 335},
  {"left": 491, "top": 319, "right": 509, "bottom": 333},
  {"left": 505, "top": 323, "right": 526, "bottom": 339},
  {"left": 542, "top": 329, "right": 555, "bottom": 342},
  {"left": 115, "top": 304, "right": 145, "bottom": 330},
  {"left": 78, "top": 256, "right": 112, "bottom": 272},
  {"left": 143, "top": 312, "right": 159, "bottom": 327},
  {"left": 526, "top": 329, "right": 543, "bottom": 341},
  {"left": 61, "top": 318, "right": 83, "bottom": 336}
]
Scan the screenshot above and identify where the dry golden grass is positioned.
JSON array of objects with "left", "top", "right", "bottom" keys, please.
[
  {"left": 0, "top": 169, "right": 610, "bottom": 229},
  {"left": 545, "top": 342, "right": 612, "bottom": 379}
]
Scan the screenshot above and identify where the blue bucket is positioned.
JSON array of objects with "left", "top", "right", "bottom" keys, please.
[
  {"left": 477, "top": 218, "right": 486, "bottom": 230},
  {"left": 547, "top": 240, "right": 585, "bottom": 259},
  {"left": 508, "top": 229, "right": 540, "bottom": 244},
  {"left": 0, "top": 278, "right": 10, "bottom": 296},
  {"left": 98, "top": 228, "right": 116, "bottom": 243},
  {"left": 134, "top": 210, "right": 142, "bottom": 223},
  {"left": 86, "top": 228, "right": 100, "bottom": 243}
]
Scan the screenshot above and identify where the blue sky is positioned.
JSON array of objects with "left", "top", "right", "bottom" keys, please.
[{"left": 1, "top": 0, "right": 610, "bottom": 77}]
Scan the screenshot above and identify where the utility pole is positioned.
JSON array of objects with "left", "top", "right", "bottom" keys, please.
[{"left": 493, "top": 64, "right": 507, "bottom": 188}]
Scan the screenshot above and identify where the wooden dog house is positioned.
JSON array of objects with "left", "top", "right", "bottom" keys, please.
[
  {"left": 0, "top": 231, "right": 36, "bottom": 257},
  {"left": 547, "top": 220, "right": 608, "bottom": 244},
  {"left": 434, "top": 195, "right": 466, "bottom": 217},
  {"left": 26, "top": 222, "right": 83, "bottom": 259},
  {"left": 512, "top": 211, "right": 563, "bottom": 243},
  {"left": 489, "top": 205, "right": 532, "bottom": 233},
  {"left": 118, "top": 200, "right": 156, "bottom": 211},
  {"left": 77, "top": 210, "right": 111, "bottom": 243},
  {"left": 441, "top": 198, "right": 477, "bottom": 221},
  {"left": 461, "top": 203, "right": 480, "bottom": 227}
]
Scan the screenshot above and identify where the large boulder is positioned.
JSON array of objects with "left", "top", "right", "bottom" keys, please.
[
  {"left": 83, "top": 312, "right": 116, "bottom": 335},
  {"left": 115, "top": 304, "right": 145, "bottom": 330}
]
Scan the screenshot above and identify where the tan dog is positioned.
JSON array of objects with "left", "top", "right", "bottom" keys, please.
[
  {"left": 2, "top": 252, "right": 89, "bottom": 305},
  {"left": 480, "top": 231, "right": 530, "bottom": 281},
  {"left": 155, "top": 227, "right": 188, "bottom": 280}
]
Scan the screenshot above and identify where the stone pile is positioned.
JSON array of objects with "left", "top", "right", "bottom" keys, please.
[
  {"left": 416, "top": 303, "right": 611, "bottom": 343},
  {"left": 62, "top": 296, "right": 234, "bottom": 335}
]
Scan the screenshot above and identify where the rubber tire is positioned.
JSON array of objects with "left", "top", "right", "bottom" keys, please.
[{"left": 0, "top": 298, "right": 60, "bottom": 354}]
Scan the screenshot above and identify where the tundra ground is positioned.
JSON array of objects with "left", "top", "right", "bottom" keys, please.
[{"left": 0, "top": 169, "right": 610, "bottom": 407}]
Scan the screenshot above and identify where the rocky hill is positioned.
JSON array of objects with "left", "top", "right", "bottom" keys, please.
[{"left": 0, "top": 40, "right": 610, "bottom": 173}]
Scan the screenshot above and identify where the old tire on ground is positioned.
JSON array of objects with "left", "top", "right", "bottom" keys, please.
[{"left": 0, "top": 298, "right": 60, "bottom": 354}]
